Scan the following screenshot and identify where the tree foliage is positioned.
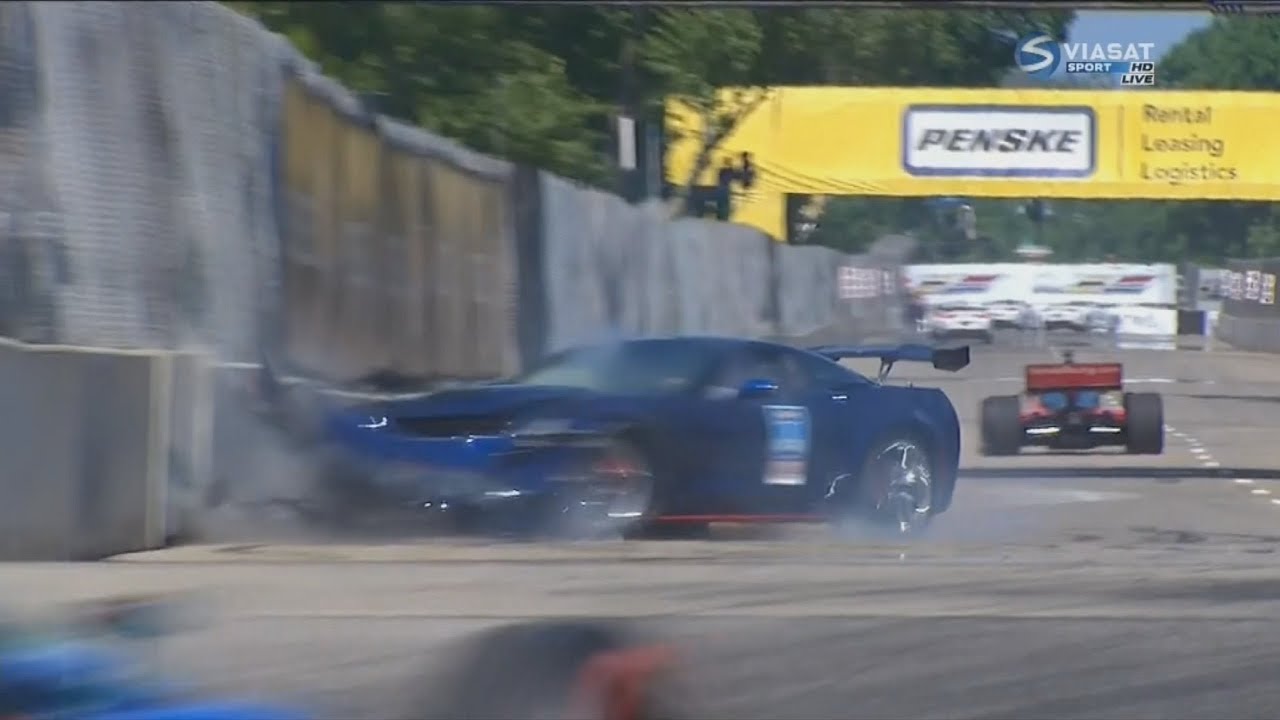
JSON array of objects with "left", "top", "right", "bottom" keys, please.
[
  {"left": 232, "top": 4, "right": 1069, "bottom": 186},
  {"left": 230, "top": 3, "right": 1277, "bottom": 264}
]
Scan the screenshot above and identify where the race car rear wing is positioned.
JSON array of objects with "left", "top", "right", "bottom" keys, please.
[
  {"left": 1025, "top": 363, "right": 1123, "bottom": 392},
  {"left": 809, "top": 343, "right": 971, "bottom": 382}
]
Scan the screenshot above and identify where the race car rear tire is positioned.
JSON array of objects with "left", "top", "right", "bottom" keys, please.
[
  {"left": 1124, "top": 392, "right": 1164, "bottom": 455},
  {"left": 411, "top": 620, "right": 685, "bottom": 720},
  {"left": 980, "top": 395, "right": 1022, "bottom": 456}
]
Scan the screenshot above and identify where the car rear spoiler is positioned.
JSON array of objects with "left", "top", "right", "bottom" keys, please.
[
  {"left": 809, "top": 343, "right": 971, "bottom": 382},
  {"left": 1025, "top": 362, "right": 1123, "bottom": 391}
]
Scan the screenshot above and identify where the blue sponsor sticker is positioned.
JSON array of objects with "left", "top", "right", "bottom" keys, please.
[{"left": 762, "top": 405, "right": 810, "bottom": 485}]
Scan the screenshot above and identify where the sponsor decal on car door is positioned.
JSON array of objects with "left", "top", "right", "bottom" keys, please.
[{"left": 762, "top": 405, "right": 810, "bottom": 485}]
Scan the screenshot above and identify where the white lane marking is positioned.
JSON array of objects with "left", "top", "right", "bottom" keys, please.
[
  {"left": 1252, "top": 488, "right": 1271, "bottom": 496},
  {"left": 984, "top": 488, "right": 1141, "bottom": 507},
  {"left": 1272, "top": 498, "right": 1280, "bottom": 506},
  {"left": 1065, "top": 490, "right": 1140, "bottom": 504},
  {"left": 1202, "top": 461, "right": 1221, "bottom": 468},
  {"left": 1235, "top": 478, "right": 1255, "bottom": 485}
]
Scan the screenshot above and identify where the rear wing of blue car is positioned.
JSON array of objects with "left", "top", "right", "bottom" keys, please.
[{"left": 809, "top": 343, "right": 970, "bottom": 382}]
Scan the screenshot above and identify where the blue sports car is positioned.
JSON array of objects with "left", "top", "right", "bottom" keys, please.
[{"left": 309, "top": 337, "right": 969, "bottom": 537}]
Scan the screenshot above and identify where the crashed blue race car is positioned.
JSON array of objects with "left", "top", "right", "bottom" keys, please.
[{"left": 304, "top": 337, "right": 968, "bottom": 537}]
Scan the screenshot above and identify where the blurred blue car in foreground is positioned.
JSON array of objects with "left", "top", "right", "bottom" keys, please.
[
  {"left": 0, "top": 600, "right": 304, "bottom": 720},
  {"left": 306, "top": 337, "right": 969, "bottom": 537},
  {"left": 0, "top": 600, "right": 676, "bottom": 720}
]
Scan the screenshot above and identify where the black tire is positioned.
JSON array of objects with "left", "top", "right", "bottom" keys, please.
[
  {"left": 1124, "top": 392, "right": 1164, "bottom": 455},
  {"left": 411, "top": 621, "right": 683, "bottom": 720},
  {"left": 980, "top": 395, "right": 1022, "bottom": 456}
]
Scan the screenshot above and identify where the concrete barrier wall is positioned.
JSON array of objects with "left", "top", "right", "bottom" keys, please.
[
  {"left": 532, "top": 173, "right": 902, "bottom": 360},
  {"left": 0, "top": 339, "right": 201, "bottom": 559}
]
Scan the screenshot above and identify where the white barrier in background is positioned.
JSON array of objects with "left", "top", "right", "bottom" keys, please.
[
  {"left": 905, "top": 263, "right": 1178, "bottom": 307},
  {"left": 1112, "top": 306, "right": 1177, "bottom": 336}
]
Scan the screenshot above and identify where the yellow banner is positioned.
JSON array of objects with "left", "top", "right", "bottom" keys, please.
[{"left": 665, "top": 87, "right": 1280, "bottom": 240}]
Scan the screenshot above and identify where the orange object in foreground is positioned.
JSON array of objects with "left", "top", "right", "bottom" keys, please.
[
  {"left": 1024, "top": 363, "right": 1124, "bottom": 392},
  {"left": 570, "top": 645, "right": 676, "bottom": 720}
]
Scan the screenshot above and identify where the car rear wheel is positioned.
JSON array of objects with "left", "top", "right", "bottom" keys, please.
[
  {"left": 410, "top": 620, "right": 683, "bottom": 720},
  {"left": 980, "top": 395, "right": 1022, "bottom": 456},
  {"left": 830, "top": 434, "right": 935, "bottom": 536},
  {"left": 1124, "top": 392, "right": 1164, "bottom": 455}
]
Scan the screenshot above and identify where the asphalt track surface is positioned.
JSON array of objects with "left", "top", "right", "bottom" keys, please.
[{"left": 7, "top": 332, "right": 1280, "bottom": 719}]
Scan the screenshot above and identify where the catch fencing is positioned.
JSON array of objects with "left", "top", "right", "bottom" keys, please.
[
  {"left": 0, "top": 1, "right": 905, "bottom": 558},
  {"left": 276, "top": 71, "right": 904, "bottom": 384}
]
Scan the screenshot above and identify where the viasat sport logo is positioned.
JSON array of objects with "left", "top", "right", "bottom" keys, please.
[
  {"left": 1015, "top": 33, "right": 1061, "bottom": 79},
  {"left": 1015, "top": 35, "right": 1158, "bottom": 85}
]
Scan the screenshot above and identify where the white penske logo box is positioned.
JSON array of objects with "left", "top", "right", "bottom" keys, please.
[{"left": 902, "top": 105, "right": 1097, "bottom": 179}]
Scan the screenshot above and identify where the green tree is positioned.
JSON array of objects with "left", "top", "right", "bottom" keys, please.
[
  {"left": 233, "top": 2, "right": 613, "bottom": 185},
  {"left": 639, "top": 9, "right": 769, "bottom": 193},
  {"left": 1161, "top": 17, "right": 1280, "bottom": 91}
]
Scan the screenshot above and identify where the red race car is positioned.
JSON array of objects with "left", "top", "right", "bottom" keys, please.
[{"left": 979, "top": 353, "right": 1164, "bottom": 456}]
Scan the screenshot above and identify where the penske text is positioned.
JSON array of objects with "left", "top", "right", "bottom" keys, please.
[{"left": 903, "top": 108, "right": 1094, "bottom": 176}]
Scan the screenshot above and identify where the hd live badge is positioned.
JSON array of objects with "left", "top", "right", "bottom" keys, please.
[{"left": 762, "top": 405, "right": 811, "bottom": 485}]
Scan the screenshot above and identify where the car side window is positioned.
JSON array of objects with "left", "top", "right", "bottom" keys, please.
[
  {"left": 782, "top": 349, "right": 861, "bottom": 392},
  {"left": 705, "top": 348, "right": 791, "bottom": 399}
]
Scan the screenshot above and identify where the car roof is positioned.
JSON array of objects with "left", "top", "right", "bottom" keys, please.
[{"left": 571, "top": 336, "right": 849, "bottom": 367}]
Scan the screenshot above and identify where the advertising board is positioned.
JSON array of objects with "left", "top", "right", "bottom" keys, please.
[
  {"left": 904, "top": 263, "right": 1177, "bottom": 307},
  {"left": 665, "top": 88, "right": 1280, "bottom": 241},
  {"left": 1221, "top": 258, "right": 1280, "bottom": 319}
]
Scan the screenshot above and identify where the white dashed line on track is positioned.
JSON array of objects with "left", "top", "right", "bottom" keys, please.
[{"left": 1172, "top": 428, "right": 1277, "bottom": 510}]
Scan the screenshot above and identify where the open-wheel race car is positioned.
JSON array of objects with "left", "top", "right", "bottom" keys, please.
[{"left": 979, "top": 352, "right": 1164, "bottom": 456}]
